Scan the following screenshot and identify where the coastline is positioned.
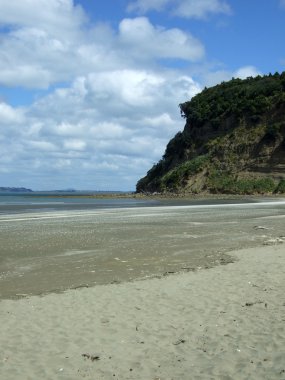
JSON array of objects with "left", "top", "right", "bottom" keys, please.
[
  {"left": 26, "top": 191, "right": 285, "bottom": 200},
  {"left": 1, "top": 244, "right": 285, "bottom": 379}
]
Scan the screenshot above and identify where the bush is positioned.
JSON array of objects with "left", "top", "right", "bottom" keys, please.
[
  {"left": 208, "top": 173, "right": 276, "bottom": 194},
  {"left": 161, "top": 155, "right": 209, "bottom": 191},
  {"left": 275, "top": 179, "right": 285, "bottom": 193}
]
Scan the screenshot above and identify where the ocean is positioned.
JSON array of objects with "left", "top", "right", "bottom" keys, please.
[{"left": 0, "top": 191, "right": 158, "bottom": 214}]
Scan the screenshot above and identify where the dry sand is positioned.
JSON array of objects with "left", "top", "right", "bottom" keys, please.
[{"left": 0, "top": 243, "right": 285, "bottom": 380}]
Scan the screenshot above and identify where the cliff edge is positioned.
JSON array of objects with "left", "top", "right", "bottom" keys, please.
[{"left": 137, "top": 72, "right": 285, "bottom": 194}]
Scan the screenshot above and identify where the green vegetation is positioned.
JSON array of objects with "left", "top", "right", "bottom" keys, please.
[
  {"left": 160, "top": 155, "right": 209, "bottom": 191},
  {"left": 275, "top": 179, "right": 285, "bottom": 193},
  {"left": 207, "top": 173, "right": 277, "bottom": 194},
  {"left": 180, "top": 72, "right": 285, "bottom": 126},
  {"left": 136, "top": 71, "right": 285, "bottom": 194}
]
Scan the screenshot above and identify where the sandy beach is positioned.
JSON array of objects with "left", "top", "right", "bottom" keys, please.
[
  {"left": 0, "top": 243, "right": 285, "bottom": 379},
  {"left": 0, "top": 200, "right": 285, "bottom": 379}
]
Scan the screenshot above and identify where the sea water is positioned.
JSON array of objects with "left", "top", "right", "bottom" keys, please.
[{"left": 0, "top": 191, "right": 157, "bottom": 214}]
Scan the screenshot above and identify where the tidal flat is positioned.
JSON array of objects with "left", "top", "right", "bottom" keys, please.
[{"left": 0, "top": 199, "right": 284, "bottom": 299}]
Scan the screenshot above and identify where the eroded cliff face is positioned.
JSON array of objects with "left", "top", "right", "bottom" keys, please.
[{"left": 137, "top": 73, "right": 285, "bottom": 194}]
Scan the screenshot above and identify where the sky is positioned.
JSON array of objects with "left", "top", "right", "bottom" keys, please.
[{"left": 0, "top": 0, "right": 285, "bottom": 191}]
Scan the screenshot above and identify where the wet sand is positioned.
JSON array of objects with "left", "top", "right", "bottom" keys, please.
[{"left": 0, "top": 200, "right": 285, "bottom": 299}]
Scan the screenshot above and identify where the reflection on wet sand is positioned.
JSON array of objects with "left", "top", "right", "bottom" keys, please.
[{"left": 0, "top": 200, "right": 284, "bottom": 299}]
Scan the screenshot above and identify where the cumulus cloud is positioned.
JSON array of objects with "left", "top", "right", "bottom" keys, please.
[
  {"left": 0, "top": 69, "right": 201, "bottom": 189},
  {"left": 201, "top": 65, "right": 261, "bottom": 87},
  {"left": 0, "top": 102, "right": 25, "bottom": 124},
  {"left": 174, "top": 0, "right": 231, "bottom": 19},
  {"left": 0, "top": 0, "right": 204, "bottom": 90},
  {"left": 119, "top": 17, "right": 204, "bottom": 61},
  {"left": 0, "top": 0, "right": 86, "bottom": 39},
  {"left": 233, "top": 66, "right": 261, "bottom": 79},
  {"left": 127, "top": 0, "right": 231, "bottom": 18},
  {"left": 0, "top": 0, "right": 204, "bottom": 189},
  {"left": 127, "top": 0, "right": 170, "bottom": 13}
]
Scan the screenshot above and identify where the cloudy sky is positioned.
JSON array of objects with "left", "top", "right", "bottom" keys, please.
[{"left": 0, "top": 0, "right": 285, "bottom": 191}]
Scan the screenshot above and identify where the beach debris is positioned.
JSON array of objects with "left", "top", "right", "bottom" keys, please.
[
  {"left": 82, "top": 353, "right": 100, "bottom": 362},
  {"left": 243, "top": 301, "right": 264, "bottom": 307},
  {"left": 72, "top": 284, "right": 89, "bottom": 290},
  {"left": 181, "top": 267, "right": 195, "bottom": 272},
  {"left": 249, "top": 282, "right": 259, "bottom": 288},
  {"left": 111, "top": 280, "right": 121, "bottom": 284},
  {"left": 263, "top": 237, "right": 285, "bottom": 245},
  {"left": 163, "top": 271, "right": 176, "bottom": 276},
  {"left": 254, "top": 226, "right": 270, "bottom": 230},
  {"left": 173, "top": 339, "right": 186, "bottom": 345}
]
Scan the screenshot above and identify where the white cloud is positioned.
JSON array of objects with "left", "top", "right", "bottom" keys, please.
[
  {"left": 54, "top": 159, "right": 72, "bottom": 169},
  {"left": 233, "top": 66, "right": 261, "bottom": 79},
  {"left": 0, "top": 7, "right": 204, "bottom": 89},
  {"left": 0, "top": 0, "right": 86, "bottom": 39},
  {"left": 0, "top": 70, "right": 201, "bottom": 190},
  {"left": 28, "top": 140, "right": 58, "bottom": 151},
  {"left": 119, "top": 17, "right": 204, "bottom": 61},
  {"left": 63, "top": 139, "right": 86, "bottom": 151},
  {"left": 280, "top": 0, "right": 285, "bottom": 8},
  {"left": 127, "top": 0, "right": 169, "bottom": 13},
  {"left": 87, "top": 69, "right": 165, "bottom": 107},
  {"left": 0, "top": 65, "right": 52, "bottom": 89},
  {"left": 201, "top": 65, "right": 261, "bottom": 87},
  {"left": 127, "top": 0, "right": 231, "bottom": 18},
  {"left": 142, "top": 113, "right": 176, "bottom": 128},
  {"left": 0, "top": 102, "right": 25, "bottom": 124},
  {"left": 174, "top": 0, "right": 231, "bottom": 19}
]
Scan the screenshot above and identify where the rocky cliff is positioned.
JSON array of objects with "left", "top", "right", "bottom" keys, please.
[{"left": 137, "top": 72, "right": 285, "bottom": 194}]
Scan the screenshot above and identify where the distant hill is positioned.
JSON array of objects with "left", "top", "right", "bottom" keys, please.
[
  {"left": 0, "top": 187, "right": 33, "bottom": 193},
  {"left": 137, "top": 72, "right": 285, "bottom": 195}
]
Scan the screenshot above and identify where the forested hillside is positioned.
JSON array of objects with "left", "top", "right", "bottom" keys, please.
[{"left": 137, "top": 72, "right": 285, "bottom": 194}]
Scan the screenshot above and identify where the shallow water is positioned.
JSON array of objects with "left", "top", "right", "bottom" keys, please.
[
  {"left": 0, "top": 192, "right": 157, "bottom": 214},
  {"left": 0, "top": 198, "right": 284, "bottom": 299}
]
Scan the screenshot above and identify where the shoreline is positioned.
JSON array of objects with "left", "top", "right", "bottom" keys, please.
[
  {"left": 1, "top": 244, "right": 284, "bottom": 379},
  {"left": 24, "top": 192, "right": 285, "bottom": 200}
]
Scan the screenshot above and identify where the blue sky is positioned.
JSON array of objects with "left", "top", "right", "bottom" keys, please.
[{"left": 0, "top": 0, "right": 284, "bottom": 190}]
